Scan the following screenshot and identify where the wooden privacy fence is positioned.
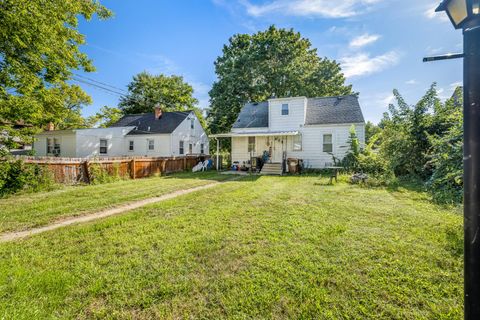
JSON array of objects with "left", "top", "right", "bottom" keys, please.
[{"left": 6, "top": 155, "right": 208, "bottom": 185}]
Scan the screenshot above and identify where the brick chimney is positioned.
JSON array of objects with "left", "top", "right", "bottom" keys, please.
[
  {"left": 46, "top": 122, "right": 55, "bottom": 131},
  {"left": 154, "top": 104, "right": 163, "bottom": 119}
]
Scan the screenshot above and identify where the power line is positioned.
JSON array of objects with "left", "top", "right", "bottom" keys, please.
[
  {"left": 73, "top": 73, "right": 128, "bottom": 94},
  {"left": 72, "top": 77, "right": 126, "bottom": 97}
]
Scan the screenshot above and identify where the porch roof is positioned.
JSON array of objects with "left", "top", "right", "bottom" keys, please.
[{"left": 211, "top": 130, "right": 299, "bottom": 138}]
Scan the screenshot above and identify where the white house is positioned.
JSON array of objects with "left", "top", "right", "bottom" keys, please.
[
  {"left": 33, "top": 107, "right": 209, "bottom": 158},
  {"left": 211, "top": 95, "right": 365, "bottom": 172}
]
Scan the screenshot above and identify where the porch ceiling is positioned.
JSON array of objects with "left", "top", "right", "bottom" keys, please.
[{"left": 210, "top": 131, "right": 299, "bottom": 138}]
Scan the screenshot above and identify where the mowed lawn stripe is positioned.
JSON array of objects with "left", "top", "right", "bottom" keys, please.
[
  {"left": 0, "top": 176, "right": 462, "bottom": 319},
  {"left": 0, "top": 172, "right": 231, "bottom": 233}
]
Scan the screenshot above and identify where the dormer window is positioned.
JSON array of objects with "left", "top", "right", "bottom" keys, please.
[{"left": 281, "top": 104, "right": 289, "bottom": 115}]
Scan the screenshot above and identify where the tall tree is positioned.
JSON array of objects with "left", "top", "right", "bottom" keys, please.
[
  {"left": 0, "top": 0, "right": 111, "bottom": 138},
  {"left": 119, "top": 72, "right": 199, "bottom": 114},
  {"left": 207, "top": 25, "right": 353, "bottom": 133},
  {"left": 86, "top": 106, "right": 123, "bottom": 128},
  {"left": 379, "top": 84, "right": 439, "bottom": 177}
]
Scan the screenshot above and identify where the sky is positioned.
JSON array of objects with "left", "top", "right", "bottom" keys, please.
[{"left": 76, "top": 0, "right": 464, "bottom": 124}]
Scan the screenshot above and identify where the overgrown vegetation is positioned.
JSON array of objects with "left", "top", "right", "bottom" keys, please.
[
  {"left": 341, "top": 84, "right": 463, "bottom": 203},
  {"left": 0, "top": 159, "right": 55, "bottom": 197}
]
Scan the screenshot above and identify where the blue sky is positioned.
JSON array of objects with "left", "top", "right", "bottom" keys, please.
[{"left": 77, "top": 0, "right": 463, "bottom": 124}]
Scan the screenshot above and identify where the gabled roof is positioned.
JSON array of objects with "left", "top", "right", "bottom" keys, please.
[
  {"left": 232, "top": 95, "right": 364, "bottom": 129},
  {"left": 109, "top": 111, "right": 192, "bottom": 135},
  {"left": 232, "top": 102, "right": 269, "bottom": 129},
  {"left": 306, "top": 95, "right": 364, "bottom": 125}
]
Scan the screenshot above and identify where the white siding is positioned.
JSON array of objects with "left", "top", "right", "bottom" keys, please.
[
  {"left": 171, "top": 112, "right": 209, "bottom": 156},
  {"left": 286, "top": 124, "right": 365, "bottom": 169},
  {"left": 268, "top": 97, "right": 307, "bottom": 132},
  {"left": 230, "top": 124, "right": 365, "bottom": 169},
  {"left": 124, "top": 134, "right": 171, "bottom": 157},
  {"left": 34, "top": 132, "right": 76, "bottom": 157},
  {"left": 75, "top": 127, "right": 135, "bottom": 158}
]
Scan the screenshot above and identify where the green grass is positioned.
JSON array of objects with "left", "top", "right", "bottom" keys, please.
[
  {"left": 0, "top": 175, "right": 463, "bottom": 319},
  {"left": 0, "top": 171, "right": 230, "bottom": 233}
]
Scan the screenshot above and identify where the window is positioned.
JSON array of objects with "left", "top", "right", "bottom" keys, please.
[
  {"left": 293, "top": 134, "right": 302, "bottom": 151},
  {"left": 148, "top": 139, "right": 154, "bottom": 151},
  {"left": 248, "top": 137, "right": 256, "bottom": 153},
  {"left": 129, "top": 140, "right": 134, "bottom": 152},
  {"left": 46, "top": 138, "right": 53, "bottom": 154},
  {"left": 189, "top": 143, "right": 193, "bottom": 154},
  {"left": 323, "top": 134, "right": 333, "bottom": 153},
  {"left": 190, "top": 118, "right": 194, "bottom": 129},
  {"left": 201, "top": 143, "right": 204, "bottom": 154},
  {"left": 281, "top": 104, "right": 289, "bottom": 115},
  {"left": 100, "top": 139, "right": 108, "bottom": 154},
  {"left": 179, "top": 141, "right": 184, "bottom": 155},
  {"left": 53, "top": 138, "right": 61, "bottom": 155}
]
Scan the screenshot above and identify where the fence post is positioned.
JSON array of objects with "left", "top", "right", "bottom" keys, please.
[
  {"left": 162, "top": 159, "right": 167, "bottom": 174},
  {"left": 130, "top": 158, "right": 136, "bottom": 180},
  {"left": 183, "top": 157, "right": 187, "bottom": 171},
  {"left": 83, "top": 160, "right": 91, "bottom": 184}
]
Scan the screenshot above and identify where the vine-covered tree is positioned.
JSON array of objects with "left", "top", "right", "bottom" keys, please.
[
  {"left": 0, "top": 0, "right": 111, "bottom": 142},
  {"left": 207, "top": 25, "right": 353, "bottom": 134}
]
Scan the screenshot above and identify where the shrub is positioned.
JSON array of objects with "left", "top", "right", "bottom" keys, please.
[
  {"left": 0, "top": 160, "right": 55, "bottom": 196},
  {"left": 89, "top": 162, "right": 122, "bottom": 185}
]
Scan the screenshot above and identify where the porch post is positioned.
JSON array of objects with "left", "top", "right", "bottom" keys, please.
[{"left": 215, "top": 138, "right": 219, "bottom": 171}]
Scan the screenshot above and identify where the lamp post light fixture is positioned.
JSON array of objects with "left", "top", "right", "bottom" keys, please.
[{"left": 435, "top": 0, "right": 480, "bottom": 319}]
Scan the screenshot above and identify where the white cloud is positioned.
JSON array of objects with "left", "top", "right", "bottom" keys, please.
[
  {"left": 241, "top": 0, "right": 383, "bottom": 18},
  {"left": 381, "top": 93, "right": 395, "bottom": 105},
  {"left": 340, "top": 51, "right": 400, "bottom": 78},
  {"left": 450, "top": 81, "right": 462, "bottom": 89},
  {"left": 349, "top": 33, "right": 381, "bottom": 48},
  {"left": 424, "top": 4, "right": 449, "bottom": 22},
  {"left": 406, "top": 79, "right": 417, "bottom": 85}
]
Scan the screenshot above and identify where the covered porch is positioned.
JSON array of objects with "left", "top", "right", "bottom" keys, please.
[{"left": 211, "top": 131, "right": 300, "bottom": 173}]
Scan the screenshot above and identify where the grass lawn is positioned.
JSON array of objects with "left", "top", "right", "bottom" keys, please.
[
  {"left": 0, "top": 175, "right": 463, "bottom": 319},
  {"left": 0, "top": 172, "right": 230, "bottom": 233}
]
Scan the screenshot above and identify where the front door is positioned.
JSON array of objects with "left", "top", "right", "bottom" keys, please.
[{"left": 272, "top": 136, "right": 284, "bottom": 163}]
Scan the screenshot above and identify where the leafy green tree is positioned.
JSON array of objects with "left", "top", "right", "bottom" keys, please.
[
  {"left": 365, "top": 121, "right": 381, "bottom": 145},
  {"left": 427, "top": 87, "right": 463, "bottom": 203},
  {"left": 87, "top": 106, "right": 123, "bottom": 128},
  {"left": 207, "top": 26, "right": 353, "bottom": 134},
  {"left": 342, "top": 125, "right": 361, "bottom": 171},
  {"left": 379, "top": 84, "right": 438, "bottom": 177},
  {"left": 0, "top": 0, "right": 111, "bottom": 134},
  {"left": 119, "top": 72, "right": 199, "bottom": 114}
]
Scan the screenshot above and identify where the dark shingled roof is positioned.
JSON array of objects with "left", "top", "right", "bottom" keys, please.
[
  {"left": 306, "top": 95, "right": 364, "bottom": 125},
  {"left": 232, "top": 102, "right": 269, "bottom": 128},
  {"left": 109, "top": 111, "right": 191, "bottom": 134}
]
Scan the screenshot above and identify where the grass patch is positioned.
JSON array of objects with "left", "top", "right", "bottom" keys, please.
[
  {"left": 0, "top": 175, "right": 462, "bottom": 319},
  {"left": 0, "top": 171, "right": 230, "bottom": 233}
]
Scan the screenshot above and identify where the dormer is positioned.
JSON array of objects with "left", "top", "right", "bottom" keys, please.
[{"left": 267, "top": 97, "right": 307, "bottom": 131}]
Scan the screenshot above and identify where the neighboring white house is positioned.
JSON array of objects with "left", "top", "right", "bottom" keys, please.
[
  {"left": 211, "top": 95, "right": 365, "bottom": 170},
  {"left": 33, "top": 107, "right": 209, "bottom": 158}
]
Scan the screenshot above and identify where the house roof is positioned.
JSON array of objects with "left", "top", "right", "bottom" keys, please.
[
  {"left": 109, "top": 111, "right": 192, "bottom": 135},
  {"left": 232, "top": 95, "right": 364, "bottom": 129},
  {"left": 232, "top": 102, "right": 269, "bottom": 129},
  {"left": 305, "top": 95, "right": 365, "bottom": 125}
]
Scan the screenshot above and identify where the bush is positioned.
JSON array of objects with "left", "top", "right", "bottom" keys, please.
[
  {"left": 0, "top": 160, "right": 55, "bottom": 196},
  {"left": 89, "top": 163, "right": 122, "bottom": 185}
]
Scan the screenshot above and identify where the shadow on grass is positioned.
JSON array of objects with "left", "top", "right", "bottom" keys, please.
[{"left": 164, "top": 171, "right": 261, "bottom": 183}]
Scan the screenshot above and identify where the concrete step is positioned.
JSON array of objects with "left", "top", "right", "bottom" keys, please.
[{"left": 260, "top": 163, "right": 283, "bottom": 175}]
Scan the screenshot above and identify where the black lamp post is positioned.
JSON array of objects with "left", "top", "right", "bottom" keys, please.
[{"left": 435, "top": 1, "right": 480, "bottom": 319}]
